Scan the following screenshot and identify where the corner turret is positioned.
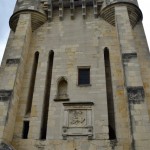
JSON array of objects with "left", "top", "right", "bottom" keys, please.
[
  {"left": 9, "top": 0, "right": 47, "bottom": 31},
  {"left": 100, "top": 0, "right": 142, "bottom": 27}
]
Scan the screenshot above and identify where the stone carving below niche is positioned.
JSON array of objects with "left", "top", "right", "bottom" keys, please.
[
  {"left": 62, "top": 102, "right": 94, "bottom": 140},
  {"left": 127, "top": 86, "right": 144, "bottom": 104}
]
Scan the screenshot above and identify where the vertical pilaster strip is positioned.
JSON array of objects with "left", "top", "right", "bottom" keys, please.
[
  {"left": 115, "top": 6, "right": 150, "bottom": 149},
  {"left": 0, "top": 14, "right": 32, "bottom": 143}
]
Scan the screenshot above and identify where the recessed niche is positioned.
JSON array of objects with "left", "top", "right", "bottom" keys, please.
[{"left": 54, "top": 77, "right": 69, "bottom": 101}]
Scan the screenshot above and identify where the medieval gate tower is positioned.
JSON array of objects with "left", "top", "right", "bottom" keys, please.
[{"left": 0, "top": 0, "right": 150, "bottom": 149}]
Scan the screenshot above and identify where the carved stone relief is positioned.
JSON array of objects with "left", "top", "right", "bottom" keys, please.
[
  {"left": 127, "top": 86, "right": 145, "bottom": 104},
  {"left": 62, "top": 102, "right": 94, "bottom": 140},
  {"left": 69, "top": 110, "right": 86, "bottom": 127}
]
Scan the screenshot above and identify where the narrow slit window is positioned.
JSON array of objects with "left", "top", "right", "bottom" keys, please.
[
  {"left": 78, "top": 68, "right": 90, "bottom": 85},
  {"left": 104, "top": 48, "right": 116, "bottom": 140},
  {"left": 22, "top": 121, "right": 29, "bottom": 139},
  {"left": 40, "top": 50, "right": 54, "bottom": 140},
  {"left": 25, "top": 51, "right": 39, "bottom": 115}
]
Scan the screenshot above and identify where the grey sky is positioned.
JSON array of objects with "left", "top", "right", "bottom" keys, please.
[
  {"left": 0, "top": 0, "right": 150, "bottom": 64},
  {"left": 0, "top": 0, "right": 16, "bottom": 63}
]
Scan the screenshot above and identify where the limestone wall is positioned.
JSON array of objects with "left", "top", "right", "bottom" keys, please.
[{"left": 0, "top": 0, "right": 150, "bottom": 149}]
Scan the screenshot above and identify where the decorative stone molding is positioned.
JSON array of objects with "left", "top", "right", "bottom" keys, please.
[
  {"left": 122, "top": 53, "right": 137, "bottom": 60},
  {"left": 0, "top": 90, "right": 12, "bottom": 101},
  {"left": 127, "top": 86, "right": 145, "bottom": 104},
  {"left": 122, "top": 53, "right": 137, "bottom": 63},
  {"left": 6, "top": 58, "right": 20, "bottom": 65},
  {"left": 106, "top": 0, "right": 137, "bottom": 5},
  {"left": 62, "top": 102, "right": 94, "bottom": 140}
]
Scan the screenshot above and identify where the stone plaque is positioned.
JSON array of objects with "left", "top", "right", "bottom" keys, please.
[{"left": 62, "top": 102, "right": 94, "bottom": 140}]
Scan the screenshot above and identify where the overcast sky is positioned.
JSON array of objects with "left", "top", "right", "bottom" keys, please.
[{"left": 0, "top": 0, "right": 150, "bottom": 64}]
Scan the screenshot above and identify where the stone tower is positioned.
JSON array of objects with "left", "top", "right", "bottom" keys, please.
[{"left": 0, "top": 0, "right": 150, "bottom": 149}]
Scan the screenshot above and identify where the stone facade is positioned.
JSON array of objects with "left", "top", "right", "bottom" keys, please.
[{"left": 0, "top": 0, "right": 150, "bottom": 149}]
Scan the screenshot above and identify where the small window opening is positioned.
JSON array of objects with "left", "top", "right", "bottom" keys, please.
[
  {"left": 78, "top": 68, "right": 90, "bottom": 85},
  {"left": 22, "top": 121, "right": 29, "bottom": 139}
]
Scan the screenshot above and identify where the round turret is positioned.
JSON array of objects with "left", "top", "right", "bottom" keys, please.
[
  {"left": 100, "top": 0, "right": 142, "bottom": 28},
  {"left": 9, "top": 0, "right": 47, "bottom": 31}
]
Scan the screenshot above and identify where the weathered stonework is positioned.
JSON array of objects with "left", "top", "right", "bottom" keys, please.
[
  {"left": 0, "top": 142, "right": 14, "bottom": 150},
  {"left": 0, "top": 0, "right": 150, "bottom": 149}
]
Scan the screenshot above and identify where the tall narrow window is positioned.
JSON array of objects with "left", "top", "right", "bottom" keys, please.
[
  {"left": 104, "top": 48, "right": 116, "bottom": 140},
  {"left": 40, "top": 50, "right": 54, "bottom": 139},
  {"left": 22, "top": 121, "right": 29, "bottom": 139},
  {"left": 25, "top": 51, "right": 39, "bottom": 115}
]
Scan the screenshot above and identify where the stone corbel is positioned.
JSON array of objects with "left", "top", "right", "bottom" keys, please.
[
  {"left": 93, "top": 0, "right": 98, "bottom": 18},
  {"left": 48, "top": 0, "right": 53, "bottom": 21},
  {"left": 82, "top": 0, "right": 86, "bottom": 19},
  {"left": 59, "top": 0, "right": 64, "bottom": 20},
  {"left": 70, "top": 0, "right": 75, "bottom": 19}
]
